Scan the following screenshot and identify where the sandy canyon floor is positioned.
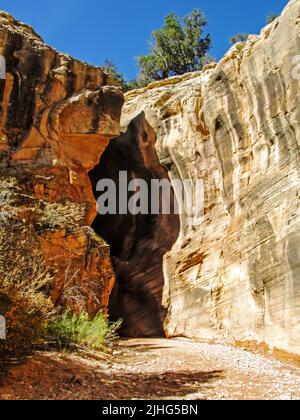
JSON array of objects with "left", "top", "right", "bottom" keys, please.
[{"left": 0, "top": 339, "right": 299, "bottom": 400}]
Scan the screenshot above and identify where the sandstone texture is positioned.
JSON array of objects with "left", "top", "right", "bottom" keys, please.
[
  {"left": 0, "top": 11, "right": 124, "bottom": 314},
  {"left": 0, "top": 1, "right": 299, "bottom": 355},
  {"left": 122, "top": 0, "right": 300, "bottom": 354}
]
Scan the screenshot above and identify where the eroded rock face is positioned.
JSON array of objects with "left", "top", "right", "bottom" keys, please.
[
  {"left": 90, "top": 113, "right": 180, "bottom": 336},
  {"left": 1, "top": 2, "right": 300, "bottom": 350},
  {"left": 0, "top": 12, "right": 124, "bottom": 314},
  {"left": 122, "top": 0, "right": 300, "bottom": 354}
]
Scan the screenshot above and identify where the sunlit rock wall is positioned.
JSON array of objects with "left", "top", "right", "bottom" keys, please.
[{"left": 122, "top": 0, "right": 300, "bottom": 354}]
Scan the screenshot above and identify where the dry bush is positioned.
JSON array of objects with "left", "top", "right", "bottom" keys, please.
[
  {"left": 0, "top": 215, "right": 55, "bottom": 357},
  {"left": 57, "top": 261, "right": 103, "bottom": 312},
  {"left": 0, "top": 176, "right": 119, "bottom": 356},
  {"left": 36, "top": 201, "right": 86, "bottom": 231}
]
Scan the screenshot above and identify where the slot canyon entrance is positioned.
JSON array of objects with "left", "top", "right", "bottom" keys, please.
[{"left": 89, "top": 113, "right": 180, "bottom": 337}]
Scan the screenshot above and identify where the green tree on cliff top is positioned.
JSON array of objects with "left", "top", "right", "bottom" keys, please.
[{"left": 138, "top": 9, "right": 211, "bottom": 81}]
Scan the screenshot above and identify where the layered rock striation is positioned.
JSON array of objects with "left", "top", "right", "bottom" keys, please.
[
  {"left": 121, "top": 0, "right": 300, "bottom": 354},
  {"left": 0, "top": 11, "right": 124, "bottom": 313}
]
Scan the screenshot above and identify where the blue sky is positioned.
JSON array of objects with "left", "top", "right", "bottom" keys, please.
[{"left": 0, "top": 0, "right": 289, "bottom": 79}]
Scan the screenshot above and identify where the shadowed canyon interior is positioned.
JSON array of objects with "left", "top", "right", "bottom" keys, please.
[{"left": 89, "top": 113, "right": 180, "bottom": 337}]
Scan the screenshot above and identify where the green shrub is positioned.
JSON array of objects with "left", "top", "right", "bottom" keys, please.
[
  {"left": 48, "top": 311, "right": 122, "bottom": 350},
  {"left": 0, "top": 176, "right": 118, "bottom": 357}
]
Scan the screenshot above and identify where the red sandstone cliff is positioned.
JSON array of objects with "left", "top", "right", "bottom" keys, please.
[{"left": 0, "top": 11, "right": 124, "bottom": 314}]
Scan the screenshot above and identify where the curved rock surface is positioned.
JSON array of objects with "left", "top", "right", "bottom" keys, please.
[
  {"left": 0, "top": 11, "right": 124, "bottom": 314},
  {"left": 1, "top": 1, "right": 300, "bottom": 354},
  {"left": 122, "top": 0, "right": 300, "bottom": 354}
]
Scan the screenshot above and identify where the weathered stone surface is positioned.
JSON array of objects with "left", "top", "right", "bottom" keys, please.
[
  {"left": 1, "top": 1, "right": 299, "bottom": 353},
  {"left": 121, "top": 0, "right": 300, "bottom": 354},
  {"left": 0, "top": 11, "right": 124, "bottom": 313}
]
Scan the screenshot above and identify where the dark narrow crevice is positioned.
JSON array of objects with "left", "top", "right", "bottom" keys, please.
[{"left": 89, "top": 112, "right": 180, "bottom": 337}]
